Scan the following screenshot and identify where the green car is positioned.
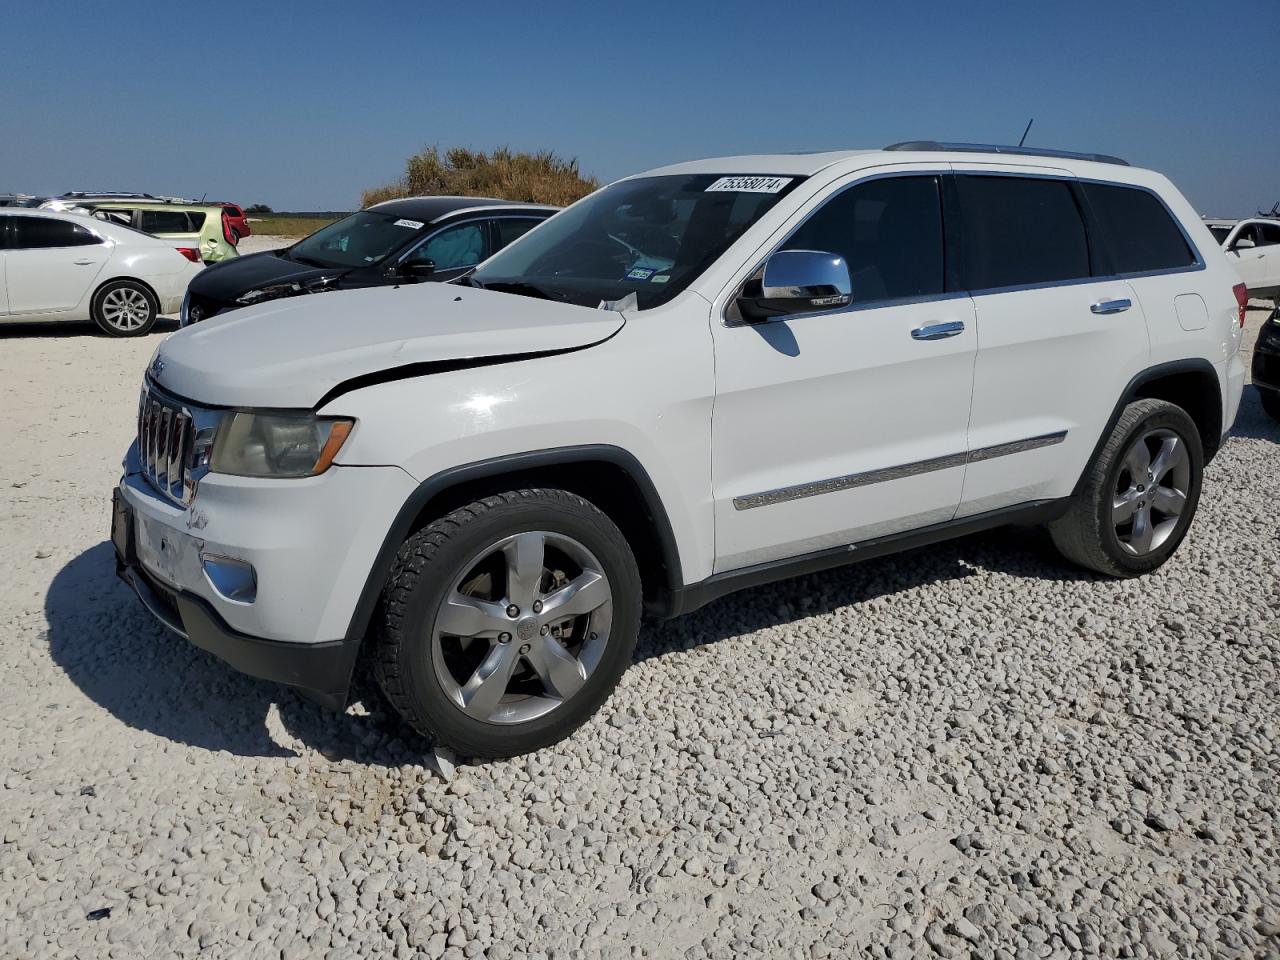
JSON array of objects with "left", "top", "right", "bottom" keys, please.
[{"left": 81, "top": 201, "right": 240, "bottom": 264}]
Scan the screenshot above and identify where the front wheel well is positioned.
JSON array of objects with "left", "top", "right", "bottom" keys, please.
[{"left": 376, "top": 452, "right": 683, "bottom": 625}]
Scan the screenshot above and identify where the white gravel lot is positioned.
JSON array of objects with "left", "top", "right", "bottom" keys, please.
[{"left": 1, "top": 283, "right": 1277, "bottom": 959}]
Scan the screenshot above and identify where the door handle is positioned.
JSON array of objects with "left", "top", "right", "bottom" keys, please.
[
  {"left": 1090, "top": 298, "right": 1132, "bottom": 315},
  {"left": 73, "top": 259, "right": 95, "bottom": 266},
  {"left": 911, "top": 320, "right": 965, "bottom": 341}
]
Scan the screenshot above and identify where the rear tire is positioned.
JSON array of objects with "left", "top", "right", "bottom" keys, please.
[
  {"left": 373, "top": 489, "right": 641, "bottom": 758},
  {"left": 1261, "top": 389, "right": 1280, "bottom": 424},
  {"left": 1048, "top": 399, "right": 1203, "bottom": 577},
  {"left": 92, "top": 280, "right": 158, "bottom": 337}
]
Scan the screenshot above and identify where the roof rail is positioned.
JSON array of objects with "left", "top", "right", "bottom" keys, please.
[{"left": 884, "top": 141, "right": 1129, "bottom": 166}]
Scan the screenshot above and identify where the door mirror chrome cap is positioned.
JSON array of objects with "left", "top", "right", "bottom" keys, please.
[{"left": 738, "top": 249, "right": 852, "bottom": 322}]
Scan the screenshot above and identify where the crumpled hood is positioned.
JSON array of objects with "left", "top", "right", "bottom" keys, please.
[{"left": 149, "top": 282, "right": 624, "bottom": 408}]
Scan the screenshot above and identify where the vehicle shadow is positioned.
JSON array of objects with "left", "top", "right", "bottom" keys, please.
[
  {"left": 1227, "top": 386, "right": 1279, "bottom": 442},
  {"left": 45, "top": 390, "right": 1271, "bottom": 764},
  {"left": 0, "top": 317, "right": 179, "bottom": 339},
  {"left": 44, "top": 542, "right": 419, "bottom": 766}
]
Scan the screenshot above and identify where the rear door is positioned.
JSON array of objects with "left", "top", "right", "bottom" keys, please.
[
  {"left": 955, "top": 171, "right": 1149, "bottom": 517},
  {"left": 1250, "top": 221, "right": 1280, "bottom": 295},
  {"left": 6, "top": 215, "right": 111, "bottom": 317}
]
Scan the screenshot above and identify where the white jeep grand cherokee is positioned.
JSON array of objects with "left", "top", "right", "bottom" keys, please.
[{"left": 113, "top": 142, "right": 1248, "bottom": 757}]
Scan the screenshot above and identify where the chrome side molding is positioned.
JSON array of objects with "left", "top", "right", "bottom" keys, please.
[{"left": 732, "top": 431, "right": 1068, "bottom": 510}]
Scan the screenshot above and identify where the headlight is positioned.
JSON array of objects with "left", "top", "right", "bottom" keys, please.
[{"left": 209, "top": 412, "right": 354, "bottom": 478}]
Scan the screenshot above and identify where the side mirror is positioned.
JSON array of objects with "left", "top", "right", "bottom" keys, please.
[
  {"left": 398, "top": 260, "right": 436, "bottom": 281},
  {"left": 736, "top": 249, "right": 852, "bottom": 322},
  {"left": 1233, "top": 238, "right": 1256, "bottom": 251}
]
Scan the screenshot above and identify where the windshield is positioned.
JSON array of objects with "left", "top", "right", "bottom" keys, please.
[
  {"left": 289, "top": 210, "right": 423, "bottom": 268},
  {"left": 469, "top": 174, "right": 804, "bottom": 309}
]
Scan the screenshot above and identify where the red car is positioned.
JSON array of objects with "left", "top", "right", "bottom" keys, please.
[{"left": 212, "top": 203, "right": 251, "bottom": 243}]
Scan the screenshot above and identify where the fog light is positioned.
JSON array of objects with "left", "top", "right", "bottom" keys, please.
[{"left": 201, "top": 554, "right": 257, "bottom": 603}]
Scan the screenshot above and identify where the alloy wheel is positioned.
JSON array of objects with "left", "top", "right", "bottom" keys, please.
[
  {"left": 1111, "top": 428, "right": 1191, "bottom": 556},
  {"left": 431, "top": 531, "right": 613, "bottom": 724},
  {"left": 100, "top": 287, "right": 152, "bottom": 331}
]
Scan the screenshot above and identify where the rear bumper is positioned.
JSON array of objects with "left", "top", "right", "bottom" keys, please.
[{"left": 114, "top": 530, "right": 360, "bottom": 709}]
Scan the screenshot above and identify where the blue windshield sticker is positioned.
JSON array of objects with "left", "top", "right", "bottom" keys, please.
[{"left": 626, "top": 267, "right": 655, "bottom": 281}]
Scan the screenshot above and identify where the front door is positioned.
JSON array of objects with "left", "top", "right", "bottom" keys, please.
[
  {"left": 710, "top": 173, "right": 976, "bottom": 572},
  {"left": 6, "top": 215, "right": 110, "bottom": 317}
]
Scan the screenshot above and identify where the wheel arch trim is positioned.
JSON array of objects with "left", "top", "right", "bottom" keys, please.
[
  {"left": 343, "top": 444, "right": 684, "bottom": 644},
  {"left": 1073, "top": 357, "right": 1222, "bottom": 497}
]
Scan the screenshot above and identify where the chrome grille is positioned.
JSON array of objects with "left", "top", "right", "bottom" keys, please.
[{"left": 137, "top": 382, "right": 209, "bottom": 505}]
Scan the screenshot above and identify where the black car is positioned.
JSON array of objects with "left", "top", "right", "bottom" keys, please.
[
  {"left": 181, "top": 197, "right": 558, "bottom": 324},
  {"left": 1254, "top": 306, "right": 1280, "bottom": 422}
]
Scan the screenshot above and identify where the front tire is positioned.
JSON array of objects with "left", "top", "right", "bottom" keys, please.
[
  {"left": 92, "top": 280, "right": 158, "bottom": 337},
  {"left": 373, "top": 489, "right": 641, "bottom": 758},
  {"left": 1049, "top": 399, "right": 1203, "bottom": 577}
]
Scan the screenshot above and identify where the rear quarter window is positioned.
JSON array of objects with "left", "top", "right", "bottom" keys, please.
[{"left": 1083, "top": 183, "right": 1198, "bottom": 274}]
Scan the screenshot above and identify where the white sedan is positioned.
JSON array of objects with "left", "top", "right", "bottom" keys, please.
[{"left": 0, "top": 209, "right": 203, "bottom": 336}]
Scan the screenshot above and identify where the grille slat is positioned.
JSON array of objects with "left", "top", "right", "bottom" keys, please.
[{"left": 137, "top": 384, "right": 201, "bottom": 506}]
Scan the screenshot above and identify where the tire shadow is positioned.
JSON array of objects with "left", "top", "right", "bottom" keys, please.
[
  {"left": 44, "top": 542, "right": 417, "bottom": 765},
  {"left": 0, "top": 317, "right": 179, "bottom": 340}
]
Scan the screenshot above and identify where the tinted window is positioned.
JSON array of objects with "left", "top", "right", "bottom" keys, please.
[
  {"left": 494, "top": 217, "right": 542, "bottom": 250},
  {"left": 471, "top": 174, "right": 802, "bottom": 310},
  {"left": 1083, "top": 183, "right": 1196, "bottom": 274},
  {"left": 290, "top": 211, "right": 423, "bottom": 268},
  {"left": 12, "top": 216, "right": 101, "bottom": 249},
  {"left": 409, "top": 222, "right": 487, "bottom": 270},
  {"left": 1256, "top": 222, "right": 1280, "bottom": 246},
  {"left": 93, "top": 209, "right": 133, "bottom": 226},
  {"left": 781, "top": 176, "right": 944, "bottom": 304},
  {"left": 957, "top": 176, "right": 1089, "bottom": 289},
  {"left": 140, "top": 210, "right": 194, "bottom": 234},
  {"left": 1207, "top": 225, "right": 1232, "bottom": 245}
]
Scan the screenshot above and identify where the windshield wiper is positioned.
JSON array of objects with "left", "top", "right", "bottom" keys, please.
[
  {"left": 290, "top": 253, "right": 333, "bottom": 268},
  {"left": 481, "top": 280, "right": 568, "bottom": 302},
  {"left": 453, "top": 274, "right": 485, "bottom": 289}
]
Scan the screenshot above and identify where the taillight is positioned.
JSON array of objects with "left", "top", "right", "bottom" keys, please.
[
  {"left": 176, "top": 247, "right": 201, "bottom": 263},
  {"left": 1233, "top": 282, "right": 1248, "bottom": 328}
]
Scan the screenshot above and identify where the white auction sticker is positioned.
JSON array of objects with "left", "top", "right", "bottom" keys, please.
[
  {"left": 705, "top": 176, "right": 792, "bottom": 194},
  {"left": 393, "top": 218, "right": 424, "bottom": 229}
]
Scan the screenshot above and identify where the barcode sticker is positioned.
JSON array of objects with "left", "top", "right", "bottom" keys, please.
[{"left": 705, "top": 176, "right": 792, "bottom": 194}]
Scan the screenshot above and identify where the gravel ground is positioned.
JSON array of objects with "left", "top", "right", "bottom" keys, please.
[{"left": 1, "top": 300, "right": 1277, "bottom": 960}]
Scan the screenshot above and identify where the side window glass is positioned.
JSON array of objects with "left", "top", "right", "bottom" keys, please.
[
  {"left": 1256, "top": 223, "right": 1280, "bottom": 247},
  {"left": 140, "top": 210, "right": 193, "bottom": 234},
  {"left": 13, "top": 216, "right": 101, "bottom": 249},
  {"left": 1083, "top": 183, "right": 1196, "bottom": 274},
  {"left": 780, "top": 176, "right": 944, "bottom": 304},
  {"left": 411, "top": 223, "right": 487, "bottom": 270},
  {"left": 94, "top": 209, "right": 133, "bottom": 226},
  {"left": 956, "top": 176, "right": 1090, "bottom": 289},
  {"left": 494, "top": 218, "right": 541, "bottom": 250}
]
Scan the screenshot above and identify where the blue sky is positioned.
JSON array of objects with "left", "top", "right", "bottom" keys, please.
[{"left": 2, "top": 0, "right": 1276, "bottom": 215}]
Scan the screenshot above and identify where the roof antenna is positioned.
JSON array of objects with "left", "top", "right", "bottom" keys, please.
[{"left": 1017, "top": 118, "right": 1034, "bottom": 147}]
